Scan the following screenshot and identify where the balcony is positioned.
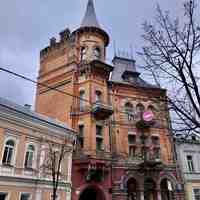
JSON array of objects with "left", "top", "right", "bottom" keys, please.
[
  {"left": 91, "top": 102, "right": 113, "bottom": 120},
  {"left": 137, "top": 152, "right": 162, "bottom": 170}
]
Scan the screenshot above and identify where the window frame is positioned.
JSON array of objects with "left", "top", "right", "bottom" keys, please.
[
  {"left": 24, "top": 143, "right": 37, "bottom": 170},
  {"left": 96, "top": 125, "right": 104, "bottom": 151},
  {"left": 19, "top": 193, "right": 32, "bottom": 200},
  {"left": 0, "top": 192, "right": 9, "bottom": 200},
  {"left": 79, "top": 90, "right": 85, "bottom": 111},
  {"left": 186, "top": 155, "right": 195, "bottom": 172},
  {"left": 2, "top": 137, "right": 17, "bottom": 167},
  {"left": 124, "top": 102, "right": 134, "bottom": 121},
  {"left": 193, "top": 188, "right": 200, "bottom": 200},
  {"left": 93, "top": 46, "right": 101, "bottom": 60}
]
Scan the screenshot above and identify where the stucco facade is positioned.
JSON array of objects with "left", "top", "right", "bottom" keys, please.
[
  {"left": 175, "top": 138, "right": 200, "bottom": 200},
  {"left": 0, "top": 97, "right": 76, "bottom": 200}
]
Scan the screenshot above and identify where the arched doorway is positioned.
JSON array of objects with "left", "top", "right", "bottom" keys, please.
[
  {"left": 160, "top": 178, "right": 175, "bottom": 200},
  {"left": 144, "top": 178, "right": 157, "bottom": 200},
  {"left": 79, "top": 186, "right": 105, "bottom": 200},
  {"left": 127, "top": 178, "right": 139, "bottom": 200}
]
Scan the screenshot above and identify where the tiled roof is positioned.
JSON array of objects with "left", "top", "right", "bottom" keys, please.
[{"left": 110, "top": 56, "right": 160, "bottom": 89}]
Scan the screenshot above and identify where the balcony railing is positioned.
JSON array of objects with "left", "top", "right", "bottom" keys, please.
[
  {"left": 91, "top": 102, "right": 113, "bottom": 120},
  {"left": 70, "top": 103, "right": 113, "bottom": 120}
]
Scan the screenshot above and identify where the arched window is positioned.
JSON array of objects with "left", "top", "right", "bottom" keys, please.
[
  {"left": 125, "top": 102, "right": 134, "bottom": 121},
  {"left": 148, "top": 105, "right": 157, "bottom": 117},
  {"left": 2, "top": 139, "right": 15, "bottom": 165},
  {"left": 80, "top": 90, "right": 85, "bottom": 111},
  {"left": 24, "top": 144, "right": 35, "bottom": 169},
  {"left": 136, "top": 103, "right": 145, "bottom": 118},
  {"left": 94, "top": 47, "right": 101, "bottom": 60},
  {"left": 80, "top": 46, "right": 87, "bottom": 61},
  {"left": 160, "top": 178, "right": 175, "bottom": 200},
  {"left": 95, "top": 91, "right": 102, "bottom": 103},
  {"left": 127, "top": 178, "right": 139, "bottom": 200}
]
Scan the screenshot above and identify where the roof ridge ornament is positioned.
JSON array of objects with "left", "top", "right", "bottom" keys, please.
[{"left": 81, "top": 0, "right": 101, "bottom": 28}]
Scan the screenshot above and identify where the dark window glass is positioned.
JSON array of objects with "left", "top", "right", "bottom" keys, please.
[
  {"left": 20, "top": 193, "right": 31, "bottom": 200},
  {"left": 78, "top": 125, "right": 84, "bottom": 148},
  {"left": 187, "top": 155, "right": 195, "bottom": 172},
  {"left": 25, "top": 145, "right": 35, "bottom": 168},
  {"left": 2, "top": 140, "right": 15, "bottom": 165},
  {"left": 0, "top": 193, "right": 7, "bottom": 200}
]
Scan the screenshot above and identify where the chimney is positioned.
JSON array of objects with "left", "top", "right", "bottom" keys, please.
[{"left": 50, "top": 37, "right": 56, "bottom": 47}]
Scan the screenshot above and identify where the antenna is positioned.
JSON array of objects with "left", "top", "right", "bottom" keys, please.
[
  {"left": 113, "top": 40, "right": 117, "bottom": 57},
  {"left": 130, "top": 44, "right": 134, "bottom": 59}
]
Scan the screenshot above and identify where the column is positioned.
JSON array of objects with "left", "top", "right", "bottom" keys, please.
[
  {"left": 140, "top": 191, "right": 144, "bottom": 200},
  {"left": 157, "top": 191, "right": 162, "bottom": 200}
]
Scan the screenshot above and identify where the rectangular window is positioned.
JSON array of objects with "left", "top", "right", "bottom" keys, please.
[
  {"left": 129, "top": 146, "right": 136, "bottom": 157},
  {"left": 96, "top": 125, "right": 103, "bottom": 136},
  {"left": 154, "top": 148, "right": 160, "bottom": 159},
  {"left": 187, "top": 155, "right": 195, "bottom": 172},
  {"left": 96, "top": 125, "right": 103, "bottom": 151},
  {"left": 78, "top": 125, "right": 84, "bottom": 148},
  {"left": 128, "top": 135, "right": 136, "bottom": 145},
  {"left": 193, "top": 189, "right": 200, "bottom": 200},
  {"left": 20, "top": 193, "right": 31, "bottom": 200},
  {"left": 0, "top": 193, "right": 7, "bottom": 200},
  {"left": 151, "top": 136, "right": 159, "bottom": 145}
]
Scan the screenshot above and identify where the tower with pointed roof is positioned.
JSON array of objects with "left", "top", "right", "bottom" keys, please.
[{"left": 35, "top": 1, "right": 185, "bottom": 200}]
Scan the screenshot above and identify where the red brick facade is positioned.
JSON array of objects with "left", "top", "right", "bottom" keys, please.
[{"left": 35, "top": 1, "right": 185, "bottom": 199}]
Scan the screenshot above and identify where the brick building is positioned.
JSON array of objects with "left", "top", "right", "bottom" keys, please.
[
  {"left": 35, "top": 0, "right": 185, "bottom": 199},
  {"left": 0, "top": 97, "right": 76, "bottom": 200}
]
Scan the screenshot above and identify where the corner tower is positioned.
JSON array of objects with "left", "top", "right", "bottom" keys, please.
[{"left": 73, "top": 0, "right": 109, "bottom": 63}]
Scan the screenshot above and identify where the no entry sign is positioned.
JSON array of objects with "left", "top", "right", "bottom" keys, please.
[{"left": 143, "top": 111, "right": 154, "bottom": 122}]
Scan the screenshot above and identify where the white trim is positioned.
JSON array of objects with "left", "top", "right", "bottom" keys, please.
[
  {"left": 1, "top": 135, "right": 19, "bottom": 167},
  {"left": 0, "top": 192, "right": 9, "bottom": 200},
  {"left": 23, "top": 142, "right": 38, "bottom": 170},
  {"left": 192, "top": 187, "right": 200, "bottom": 200}
]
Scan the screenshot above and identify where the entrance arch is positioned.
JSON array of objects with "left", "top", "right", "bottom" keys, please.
[
  {"left": 144, "top": 178, "right": 157, "bottom": 200},
  {"left": 79, "top": 186, "right": 105, "bottom": 200},
  {"left": 127, "top": 178, "right": 139, "bottom": 200},
  {"left": 160, "top": 178, "right": 175, "bottom": 200}
]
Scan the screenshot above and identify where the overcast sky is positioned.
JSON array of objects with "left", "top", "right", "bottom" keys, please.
[{"left": 0, "top": 0, "right": 187, "bottom": 107}]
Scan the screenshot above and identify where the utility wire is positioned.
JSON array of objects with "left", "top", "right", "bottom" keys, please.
[
  {"left": 0, "top": 67, "right": 92, "bottom": 104},
  {"left": 0, "top": 66, "right": 129, "bottom": 115}
]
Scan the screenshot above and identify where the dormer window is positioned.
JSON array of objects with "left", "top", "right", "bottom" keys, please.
[
  {"left": 80, "top": 46, "right": 87, "bottom": 61},
  {"left": 94, "top": 47, "right": 101, "bottom": 60}
]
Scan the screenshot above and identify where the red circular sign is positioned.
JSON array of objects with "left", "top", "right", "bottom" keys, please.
[{"left": 143, "top": 111, "right": 154, "bottom": 122}]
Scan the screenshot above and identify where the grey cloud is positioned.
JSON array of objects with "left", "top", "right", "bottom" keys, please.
[{"left": 0, "top": 0, "right": 195, "bottom": 106}]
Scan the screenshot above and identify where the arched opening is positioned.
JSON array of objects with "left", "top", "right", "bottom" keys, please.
[
  {"left": 94, "top": 47, "right": 101, "bottom": 60},
  {"left": 160, "top": 178, "right": 175, "bottom": 200},
  {"left": 136, "top": 103, "right": 145, "bottom": 118},
  {"left": 79, "top": 187, "right": 105, "bottom": 200},
  {"left": 127, "top": 178, "right": 139, "bottom": 200},
  {"left": 125, "top": 102, "right": 134, "bottom": 121},
  {"left": 80, "top": 46, "right": 87, "bottom": 61},
  {"left": 144, "top": 178, "right": 157, "bottom": 200}
]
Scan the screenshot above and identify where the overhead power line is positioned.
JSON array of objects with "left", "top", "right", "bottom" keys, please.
[
  {"left": 0, "top": 67, "right": 92, "bottom": 104},
  {"left": 0, "top": 67, "right": 129, "bottom": 115}
]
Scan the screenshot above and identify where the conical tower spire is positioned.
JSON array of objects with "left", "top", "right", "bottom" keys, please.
[
  {"left": 73, "top": 0, "right": 109, "bottom": 46},
  {"left": 81, "top": 0, "right": 100, "bottom": 28}
]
